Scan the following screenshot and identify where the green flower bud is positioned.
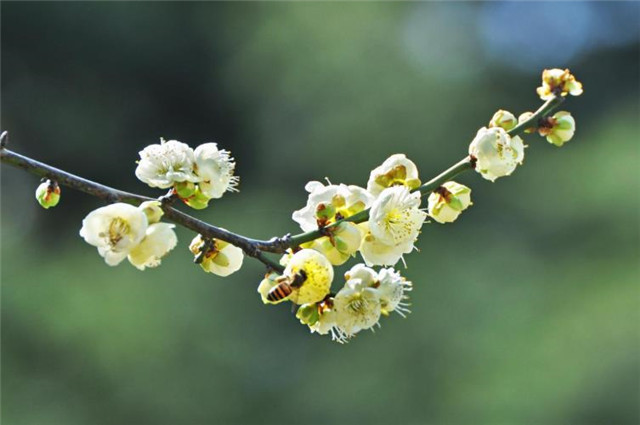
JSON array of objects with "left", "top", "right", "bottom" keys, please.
[
  {"left": 489, "top": 109, "right": 517, "bottom": 131},
  {"left": 539, "top": 111, "right": 575, "bottom": 147},
  {"left": 296, "top": 303, "right": 320, "bottom": 326},
  {"left": 35, "top": 180, "right": 60, "bottom": 209},
  {"left": 184, "top": 187, "right": 210, "bottom": 210},
  {"left": 175, "top": 181, "right": 197, "bottom": 198},
  {"left": 315, "top": 203, "right": 336, "bottom": 222},
  {"left": 427, "top": 181, "right": 472, "bottom": 224}
]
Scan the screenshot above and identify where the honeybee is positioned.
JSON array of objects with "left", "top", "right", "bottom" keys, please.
[{"left": 266, "top": 270, "right": 307, "bottom": 303}]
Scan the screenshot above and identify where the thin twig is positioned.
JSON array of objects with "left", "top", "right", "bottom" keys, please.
[{"left": 0, "top": 95, "right": 565, "bottom": 273}]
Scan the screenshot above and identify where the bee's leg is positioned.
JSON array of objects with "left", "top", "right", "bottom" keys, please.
[{"left": 291, "top": 270, "right": 308, "bottom": 288}]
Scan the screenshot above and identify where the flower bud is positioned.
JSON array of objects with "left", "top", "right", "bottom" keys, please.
[
  {"left": 489, "top": 110, "right": 517, "bottom": 131},
  {"left": 315, "top": 203, "right": 336, "bottom": 222},
  {"left": 517, "top": 112, "right": 537, "bottom": 134},
  {"left": 138, "top": 200, "right": 164, "bottom": 224},
  {"left": 35, "top": 180, "right": 60, "bottom": 209},
  {"left": 183, "top": 187, "right": 210, "bottom": 210},
  {"left": 427, "top": 181, "right": 472, "bottom": 224},
  {"left": 468, "top": 127, "right": 525, "bottom": 182},
  {"left": 538, "top": 111, "right": 575, "bottom": 147},
  {"left": 296, "top": 303, "right": 320, "bottom": 326},
  {"left": 536, "top": 68, "right": 583, "bottom": 100},
  {"left": 175, "top": 181, "right": 197, "bottom": 198}
]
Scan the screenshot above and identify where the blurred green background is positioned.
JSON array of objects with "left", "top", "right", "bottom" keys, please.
[{"left": 2, "top": 2, "right": 639, "bottom": 424}]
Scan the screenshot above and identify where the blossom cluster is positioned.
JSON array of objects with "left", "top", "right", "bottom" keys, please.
[
  {"left": 79, "top": 201, "right": 177, "bottom": 270},
  {"left": 257, "top": 153, "right": 472, "bottom": 342},
  {"left": 38, "top": 68, "right": 582, "bottom": 343},
  {"left": 258, "top": 253, "right": 411, "bottom": 343},
  {"left": 135, "top": 138, "right": 239, "bottom": 209}
]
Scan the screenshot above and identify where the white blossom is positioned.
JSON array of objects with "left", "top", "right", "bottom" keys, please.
[
  {"left": 468, "top": 127, "right": 525, "bottom": 182},
  {"left": 333, "top": 279, "right": 382, "bottom": 337},
  {"left": 80, "top": 203, "right": 148, "bottom": 266},
  {"left": 376, "top": 268, "right": 412, "bottom": 317},
  {"left": 368, "top": 186, "right": 426, "bottom": 246},
  {"left": 292, "top": 181, "right": 373, "bottom": 232},
  {"left": 367, "top": 154, "right": 421, "bottom": 196},
  {"left": 309, "top": 309, "right": 348, "bottom": 343},
  {"left": 128, "top": 223, "right": 178, "bottom": 270},
  {"left": 135, "top": 139, "right": 198, "bottom": 189},
  {"left": 358, "top": 222, "right": 414, "bottom": 267},
  {"left": 193, "top": 143, "right": 239, "bottom": 199}
]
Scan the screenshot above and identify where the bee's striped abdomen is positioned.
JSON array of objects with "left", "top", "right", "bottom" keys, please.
[{"left": 267, "top": 282, "right": 293, "bottom": 302}]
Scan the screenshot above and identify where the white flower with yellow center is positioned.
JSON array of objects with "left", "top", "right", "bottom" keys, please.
[
  {"left": 358, "top": 222, "right": 414, "bottom": 267},
  {"left": 468, "top": 126, "right": 525, "bottom": 182},
  {"left": 284, "top": 249, "right": 334, "bottom": 305},
  {"left": 292, "top": 181, "right": 372, "bottom": 232},
  {"left": 135, "top": 139, "right": 198, "bottom": 189},
  {"left": 189, "top": 235, "right": 244, "bottom": 277},
  {"left": 367, "top": 154, "right": 421, "bottom": 196},
  {"left": 333, "top": 279, "right": 382, "bottom": 337},
  {"left": 376, "top": 268, "right": 412, "bottom": 317},
  {"left": 194, "top": 143, "right": 239, "bottom": 199},
  {"left": 368, "top": 186, "right": 426, "bottom": 246},
  {"left": 128, "top": 223, "right": 178, "bottom": 270},
  {"left": 80, "top": 203, "right": 149, "bottom": 266},
  {"left": 427, "top": 181, "right": 472, "bottom": 224}
]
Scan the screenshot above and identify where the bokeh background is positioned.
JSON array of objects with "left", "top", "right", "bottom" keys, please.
[{"left": 2, "top": 2, "right": 639, "bottom": 424}]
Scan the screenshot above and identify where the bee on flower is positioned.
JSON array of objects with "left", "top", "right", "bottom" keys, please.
[{"left": 258, "top": 249, "right": 334, "bottom": 305}]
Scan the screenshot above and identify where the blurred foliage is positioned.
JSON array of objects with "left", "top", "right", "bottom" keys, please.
[{"left": 1, "top": 2, "right": 639, "bottom": 425}]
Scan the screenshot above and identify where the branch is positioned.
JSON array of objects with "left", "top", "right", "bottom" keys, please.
[
  {"left": 284, "top": 95, "right": 566, "bottom": 248},
  {"left": 0, "top": 94, "right": 566, "bottom": 274},
  {"left": 0, "top": 147, "right": 285, "bottom": 271}
]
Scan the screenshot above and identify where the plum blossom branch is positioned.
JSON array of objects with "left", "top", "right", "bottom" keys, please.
[
  {"left": 0, "top": 147, "right": 285, "bottom": 270},
  {"left": 1, "top": 68, "right": 584, "bottom": 343},
  {"left": 0, "top": 90, "right": 567, "bottom": 271}
]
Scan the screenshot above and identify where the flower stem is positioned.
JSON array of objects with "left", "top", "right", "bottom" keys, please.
[
  {"left": 0, "top": 94, "right": 566, "bottom": 273},
  {"left": 508, "top": 96, "right": 565, "bottom": 137}
]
